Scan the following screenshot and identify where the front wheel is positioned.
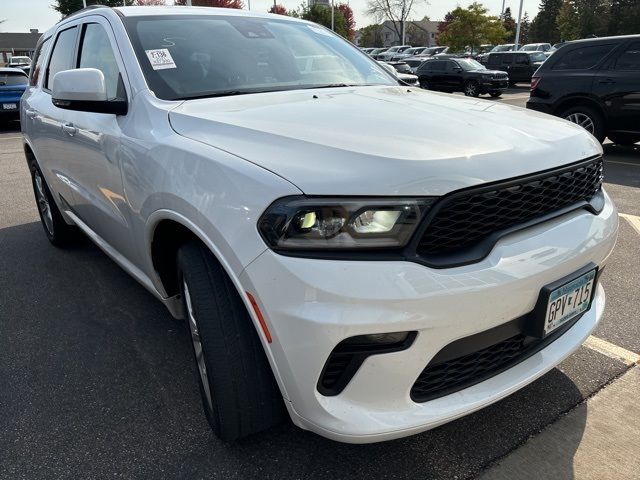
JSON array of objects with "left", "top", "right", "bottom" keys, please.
[
  {"left": 463, "top": 80, "right": 480, "bottom": 97},
  {"left": 560, "top": 105, "right": 606, "bottom": 143},
  {"left": 420, "top": 79, "right": 430, "bottom": 90},
  {"left": 177, "top": 241, "right": 285, "bottom": 441}
]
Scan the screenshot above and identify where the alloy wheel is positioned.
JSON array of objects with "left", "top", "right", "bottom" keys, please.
[
  {"left": 464, "top": 82, "right": 478, "bottom": 96},
  {"left": 564, "top": 112, "right": 595, "bottom": 134},
  {"left": 183, "top": 281, "right": 214, "bottom": 412},
  {"left": 34, "top": 171, "right": 54, "bottom": 236}
]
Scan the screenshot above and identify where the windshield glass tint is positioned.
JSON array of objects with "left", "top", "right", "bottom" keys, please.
[
  {"left": 457, "top": 58, "right": 485, "bottom": 71},
  {"left": 0, "top": 73, "right": 28, "bottom": 86},
  {"left": 124, "top": 15, "right": 395, "bottom": 100}
]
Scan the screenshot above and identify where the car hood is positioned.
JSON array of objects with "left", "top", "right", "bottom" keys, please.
[{"left": 169, "top": 86, "right": 601, "bottom": 196}]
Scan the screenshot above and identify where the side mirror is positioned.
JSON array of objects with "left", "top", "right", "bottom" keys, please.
[{"left": 51, "top": 68, "right": 127, "bottom": 115}]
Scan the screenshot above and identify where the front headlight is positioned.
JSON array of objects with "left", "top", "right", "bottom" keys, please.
[{"left": 258, "top": 196, "right": 435, "bottom": 251}]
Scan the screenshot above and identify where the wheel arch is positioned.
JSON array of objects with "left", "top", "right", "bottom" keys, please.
[
  {"left": 553, "top": 95, "right": 607, "bottom": 126},
  {"left": 146, "top": 210, "right": 291, "bottom": 400}
]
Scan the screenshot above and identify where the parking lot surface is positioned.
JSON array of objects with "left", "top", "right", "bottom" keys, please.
[{"left": 1, "top": 89, "right": 639, "bottom": 480}]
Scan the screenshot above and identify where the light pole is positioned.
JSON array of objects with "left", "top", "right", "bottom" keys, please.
[
  {"left": 331, "top": 1, "right": 335, "bottom": 31},
  {"left": 514, "top": 0, "right": 524, "bottom": 47},
  {"left": 500, "top": 0, "right": 505, "bottom": 18}
]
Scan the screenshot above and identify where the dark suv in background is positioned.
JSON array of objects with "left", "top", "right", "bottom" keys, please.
[
  {"left": 486, "top": 52, "right": 546, "bottom": 85},
  {"left": 527, "top": 35, "right": 640, "bottom": 144},
  {"left": 417, "top": 58, "right": 509, "bottom": 97}
]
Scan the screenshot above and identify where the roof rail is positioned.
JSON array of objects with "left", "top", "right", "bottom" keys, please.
[{"left": 59, "top": 4, "right": 110, "bottom": 23}]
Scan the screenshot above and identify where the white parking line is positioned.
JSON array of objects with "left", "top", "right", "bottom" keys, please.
[
  {"left": 584, "top": 336, "right": 640, "bottom": 365},
  {"left": 619, "top": 213, "right": 640, "bottom": 236}
]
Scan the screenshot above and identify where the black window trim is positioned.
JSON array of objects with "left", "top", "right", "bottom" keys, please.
[
  {"left": 43, "top": 25, "right": 81, "bottom": 94},
  {"left": 550, "top": 42, "right": 620, "bottom": 72}
]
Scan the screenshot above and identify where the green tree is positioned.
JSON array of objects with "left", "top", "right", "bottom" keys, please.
[
  {"left": 529, "top": 0, "right": 563, "bottom": 43},
  {"left": 438, "top": 3, "right": 507, "bottom": 54},
  {"left": 519, "top": 12, "right": 532, "bottom": 44},
  {"left": 301, "top": 3, "right": 348, "bottom": 39},
  {"left": 53, "top": 0, "right": 134, "bottom": 16},
  {"left": 358, "top": 24, "right": 384, "bottom": 47},
  {"left": 574, "top": 0, "right": 609, "bottom": 37},
  {"left": 502, "top": 7, "right": 517, "bottom": 42},
  {"left": 609, "top": 0, "right": 640, "bottom": 35},
  {"left": 557, "top": 0, "right": 580, "bottom": 40}
]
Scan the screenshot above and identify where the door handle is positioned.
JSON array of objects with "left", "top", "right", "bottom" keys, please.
[
  {"left": 25, "top": 109, "right": 38, "bottom": 119},
  {"left": 598, "top": 78, "right": 616, "bottom": 85},
  {"left": 62, "top": 123, "right": 77, "bottom": 136}
]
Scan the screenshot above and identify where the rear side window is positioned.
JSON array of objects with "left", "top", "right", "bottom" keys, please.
[
  {"left": 614, "top": 42, "right": 640, "bottom": 71},
  {"left": 515, "top": 54, "right": 528, "bottom": 65},
  {"left": 552, "top": 44, "right": 615, "bottom": 70},
  {"left": 78, "top": 23, "right": 122, "bottom": 99},
  {"left": 0, "top": 72, "right": 28, "bottom": 86},
  {"left": 501, "top": 55, "right": 513, "bottom": 65},
  {"left": 29, "top": 37, "right": 51, "bottom": 87},
  {"left": 46, "top": 26, "right": 78, "bottom": 90}
]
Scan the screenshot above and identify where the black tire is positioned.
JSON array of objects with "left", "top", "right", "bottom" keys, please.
[
  {"left": 559, "top": 105, "right": 606, "bottom": 143},
  {"left": 177, "top": 241, "right": 285, "bottom": 441},
  {"left": 508, "top": 81, "right": 517, "bottom": 87},
  {"left": 463, "top": 80, "right": 480, "bottom": 97},
  {"left": 608, "top": 133, "right": 640, "bottom": 146},
  {"left": 28, "top": 159, "right": 79, "bottom": 247},
  {"left": 489, "top": 91, "right": 502, "bottom": 98},
  {"left": 420, "top": 79, "right": 430, "bottom": 90}
]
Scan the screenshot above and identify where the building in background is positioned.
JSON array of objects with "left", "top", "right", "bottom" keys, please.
[
  {"left": 0, "top": 29, "right": 42, "bottom": 66},
  {"left": 382, "top": 20, "right": 441, "bottom": 47}
]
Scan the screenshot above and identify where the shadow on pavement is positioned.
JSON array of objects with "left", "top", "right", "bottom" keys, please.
[
  {"left": 603, "top": 143, "right": 640, "bottom": 190},
  {"left": 0, "top": 221, "right": 588, "bottom": 480},
  {"left": 0, "top": 120, "right": 21, "bottom": 134}
]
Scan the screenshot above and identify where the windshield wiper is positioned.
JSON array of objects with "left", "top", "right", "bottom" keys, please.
[{"left": 179, "top": 90, "right": 256, "bottom": 100}]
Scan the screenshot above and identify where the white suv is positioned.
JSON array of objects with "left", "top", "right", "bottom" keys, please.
[{"left": 21, "top": 6, "right": 618, "bottom": 443}]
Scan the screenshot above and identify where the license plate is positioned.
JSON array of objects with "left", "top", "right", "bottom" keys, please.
[
  {"left": 2, "top": 103, "right": 17, "bottom": 110},
  {"left": 544, "top": 269, "right": 596, "bottom": 335}
]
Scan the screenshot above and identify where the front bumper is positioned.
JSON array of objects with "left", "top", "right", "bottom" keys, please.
[
  {"left": 479, "top": 79, "right": 509, "bottom": 91},
  {"left": 240, "top": 191, "right": 618, "bottom": 443}
]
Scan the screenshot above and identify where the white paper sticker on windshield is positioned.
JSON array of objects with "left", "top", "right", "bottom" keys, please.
[{"left": 145, "top": 49, "right": 176, "bottom": 70}]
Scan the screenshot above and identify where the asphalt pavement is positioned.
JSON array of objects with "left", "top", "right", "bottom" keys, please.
[{"left": 1, "top": 89, "right": 639, "bottom": 480}]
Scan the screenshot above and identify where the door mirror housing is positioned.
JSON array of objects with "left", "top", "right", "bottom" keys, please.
[{"left": 51, "top": 68, "right": 127, "bottom": 115}]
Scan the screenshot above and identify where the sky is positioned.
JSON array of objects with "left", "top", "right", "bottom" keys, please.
[{"left": 0, "top": 0, "right": 542, "bottom": 33}]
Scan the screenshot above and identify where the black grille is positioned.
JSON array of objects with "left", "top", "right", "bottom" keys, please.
[
  {"left": 417, "top": 158, "right": 603, "bottom": 257},
  {"left": 411, "top": 334, "right": 530, "bottom": 402},
  {"left": 410, "top": 312, "right": 582, "bottom": 403}
]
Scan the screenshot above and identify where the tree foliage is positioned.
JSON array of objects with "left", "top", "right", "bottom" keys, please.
[
  {"left": 438, "top": 3, "right": 507, "bottom": 54},
  {"left": 358, "top": 24, "right": 384, "bottom": 47},
  {"left": 187, "top": 0, "right": 244, "bottom": 7},
  {"left": 268, "top": 4, "right": 288, "bottom": 15},
  {"left": 337, "top": 3, "right": 356, "bottom": 40},
  {"left": 502, "top": 7, "right": 516, "bottom": 42},
  {"left": 557, "top": 0, "right": 581, "bottom": 40},
  {"left": 301, "top": 4, "right": 348, "bottom": 39},
  {"left": 53, "top": 0, "right": 134, "bottom": 16},
  {"left": 518, "top": 12, "right": 532, "bottom": 44},
  {"left": 529, "top": 0, "right": 563, "bottom": 43}
]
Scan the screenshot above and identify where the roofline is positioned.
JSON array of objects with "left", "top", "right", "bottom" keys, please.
[{"left": 58, "top": 4, "right": 114, "bottom": 24}]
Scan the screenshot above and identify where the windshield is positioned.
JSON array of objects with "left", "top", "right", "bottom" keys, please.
[
  {"left": 456, "top": 58, "right": 486, "bottom": 71},
  {"left": 9, "top": 56, "right": 30, "bottom": 64},
  {"left": 528, "top": 52, "right": 547, "bottom": 62},
  {"left": 123, "top": 15, "right": 395, "bottom": 100},
  {"left": 492, "top": 45, "right": 514, "bottom": 52},
  {"left": 0, "top": 72, "right": 28, "bottom": 86}
]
